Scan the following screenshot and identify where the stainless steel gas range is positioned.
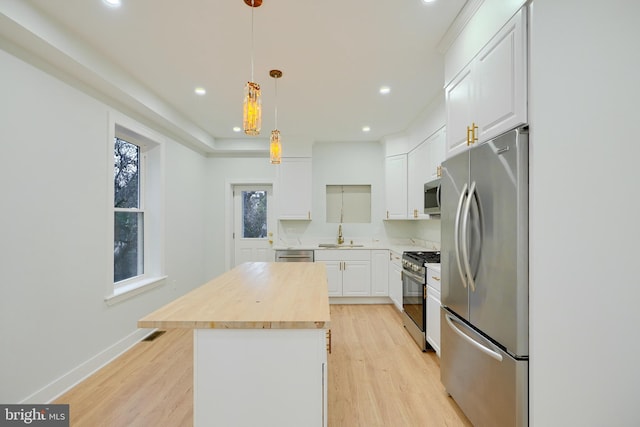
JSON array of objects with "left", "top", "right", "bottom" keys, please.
[{"left": 401, "top": 250, "right": 440, "bottom": 351}]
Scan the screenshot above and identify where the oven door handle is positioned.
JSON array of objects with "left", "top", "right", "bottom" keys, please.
[{"left": 401, "top": 268, "right": 425, "bottom": 284}]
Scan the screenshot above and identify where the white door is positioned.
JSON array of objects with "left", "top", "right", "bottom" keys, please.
[{"left": 233, "top": 185, "right": 275, "bottom": 266}]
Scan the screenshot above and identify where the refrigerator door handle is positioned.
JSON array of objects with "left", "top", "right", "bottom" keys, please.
[
  {"left": 454, "top": 183, "right": 468, "bottom": 288},
  {"left": 445, "top": 313, "right": 503, "bottom": 362},
  {"left": 461, "top": 181, "right": 477, "bottom": 292}
]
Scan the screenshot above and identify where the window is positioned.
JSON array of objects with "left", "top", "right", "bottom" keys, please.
[
  {"left": 106, "top": 114, "right": 165, "bottom": 304},
  {"left": 241, "top": 190, "right": 268, "bottom": 238},
  {"left": 326, "top": 185, "right": 371, "bottom": 223},
  {"left": 114, "top": 137, "right": 144, "bottom": 282}
]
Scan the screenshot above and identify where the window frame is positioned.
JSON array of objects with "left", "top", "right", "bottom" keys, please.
[
  {"left": 113, "top": 137, "right": 147, "bottom": 287},
  {"left": 105, "top": 112, "right": 166, "bottom": 305}
]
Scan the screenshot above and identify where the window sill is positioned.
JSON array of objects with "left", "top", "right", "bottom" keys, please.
[{"left": 104, "top": 276, "right": 167, "bottom": 306}]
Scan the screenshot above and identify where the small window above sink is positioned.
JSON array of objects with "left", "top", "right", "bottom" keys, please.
[{"left": 326, "top": 185, "right": 371, "bottom": 223}]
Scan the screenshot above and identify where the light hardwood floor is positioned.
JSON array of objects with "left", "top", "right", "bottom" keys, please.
[{"left": 55, "top": 304, "right": 471, "bottom": 426}]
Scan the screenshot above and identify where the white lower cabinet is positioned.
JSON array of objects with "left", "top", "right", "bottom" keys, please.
[
  {"left": 388, "top": 251, "right": 402, "bottom": 311},
  {"left": 315, "top": 250, "right": 371, "bottom": 297},
  {"left": 426, "top": 267, "right": 442, "bottom": 356},
  {"left": 371, "top": 250, "right": 389, "bottom": 296}
]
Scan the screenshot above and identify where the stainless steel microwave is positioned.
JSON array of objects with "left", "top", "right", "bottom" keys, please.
[{"left": 424, "top": 179, "right": 441, "bottom": 214}]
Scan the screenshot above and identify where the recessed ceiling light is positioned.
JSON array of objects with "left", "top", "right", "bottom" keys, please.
[
  {"left": 421, "top": 0, "right": 436, "bottom": 4},
  {"left": 103, "top": 0, "right": 122, "bottom": 8},
  {"left": 362, "top": 126, "right": 371, "bottom": 132},
  {"left": 379, "top": 86, "right": 391, "bottom": 95},
  {"left": 233, "top": 127, "right": 242, "bottom": 132},
  {"left": 194, "top": 87, "right": 206, "bottom": 96}
]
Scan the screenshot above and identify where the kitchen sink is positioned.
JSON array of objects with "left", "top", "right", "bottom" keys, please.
[{"left": 317, "top": 243, "right": 364, "bottom": 248}]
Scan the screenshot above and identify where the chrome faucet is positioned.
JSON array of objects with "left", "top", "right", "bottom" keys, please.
[{"left": 337, "top": 224, "right": 344, "bottom": 245}]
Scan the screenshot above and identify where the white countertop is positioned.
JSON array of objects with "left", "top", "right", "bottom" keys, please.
[
  {"left": 425, "top": 263, "right": 441, "bottom": 273},
  {"left": 273, "top": 242, "right": 438, "bottom": 255}
]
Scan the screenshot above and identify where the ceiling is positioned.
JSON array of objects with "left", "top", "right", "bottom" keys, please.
[{"left": 4, "top": 0, "right": 467, "bottom": 152}]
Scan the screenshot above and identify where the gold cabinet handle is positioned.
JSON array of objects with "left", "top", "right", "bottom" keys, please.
[
  {"left": 472, "top": 122, "right": 478, "bottom": 144},
  {"left": 437, "top": 165, "right": 442, "bottom": 177},
  {"left": 467, "top": 122, "right": 479, "bottom": 146},
  {"left": 432, "top": 276, "right": 441, "bottom": 281}
]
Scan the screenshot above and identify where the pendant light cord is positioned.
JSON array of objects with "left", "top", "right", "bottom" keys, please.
[
  {"left": 274, "top": 76, "right": 278, "bottom": 128},
  {"left": 250, "top": 0, "right": 255, "bottom": 82}
]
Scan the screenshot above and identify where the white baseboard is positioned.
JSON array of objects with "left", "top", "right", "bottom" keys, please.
[
  {"left": 329, "top": 297, "right": 392, "bottom": 305},
  {"left": 20, "top": 328, "right": 156, "bottom": 404}
]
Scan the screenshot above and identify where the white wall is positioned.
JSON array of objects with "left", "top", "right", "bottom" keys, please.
[
  {"left": 204, "top": 156, "right": 277, "bottom": 278},
  {"left": 529, "top": 1, "right": 640, "bottom": 425},
  {"left": 308, "top": 141, "right": 386, "bottom": 243},
  {"left": 0, "top": 46, "right": 208, "bottom": 403}
]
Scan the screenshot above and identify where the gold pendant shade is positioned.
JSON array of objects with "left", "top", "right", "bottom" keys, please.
[{"left": 243, "top": 81, "right": 261, "bottom": 136}]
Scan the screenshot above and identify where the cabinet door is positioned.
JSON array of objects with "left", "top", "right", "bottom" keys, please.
[
  {"left": 426, "top": 287, "right": 441, "bottom": 356},
  {"left": 445, "top": 65, "right": 475, "bottom": 157},
  {"left": 384, "top": 154, "right": 408, "bottom": 219},
  {"left": 371, "top": 250, "right": 389, "bottom": 296},
  {"left": 476, "top": 8, "right": 527, "bottom": 143},
  {"left": 388, "top": 261, "right": 402, "bottom": 311},
  {"left": 277, "top": 158, "right": 312, "bottom": 220},
  {"left": 319, "top": 260, "right": 342, "bottom": 296},
  {"left": 407, "top": 141, "right": 430, "bottom": 219},
  {"left": 428, "top": 127, "right": 446, "bottom": 182},
  {"left": 342, "top": 260, "right": 371, "bottom": 297}
]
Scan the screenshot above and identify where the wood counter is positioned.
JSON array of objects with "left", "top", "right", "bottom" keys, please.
[
  {"left": 137, "top": 262, "right": 330, "bottom": 427},
  {"left": 138, "top": 262, "right": 330, "bottom": 330}
]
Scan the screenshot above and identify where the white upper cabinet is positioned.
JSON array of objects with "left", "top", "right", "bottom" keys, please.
[
  {"left": 407, "top": 127, "right": 445, "bottom": 219},
  {"left": 387, "top": 127, "right": 446, "bottom": 220},
  {"left": 277, "top": 157, "right": 312, "bottom": 220},
  {"left": 384, "top": 154, "right": 408, "bottom": 220},
  {"left": 407, "top": 140, "right": 430, "bottom": 219},
  {"left": 427, "top": 127, "right": 446, "bottom": 183},
  {"left": 446, "top": 67, "right": 475, "bottom": 156},
  {"left": 445, "top": 7, "right": 527, "bottom": 157}
]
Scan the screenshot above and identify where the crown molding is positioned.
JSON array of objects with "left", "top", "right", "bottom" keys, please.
[{"left": 436, "top": 0, "right": 484, "bottom": 54}]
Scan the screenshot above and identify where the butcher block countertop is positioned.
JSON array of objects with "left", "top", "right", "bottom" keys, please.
[{"left": 138, "top": 262, "right": 330, "bottom": 330}]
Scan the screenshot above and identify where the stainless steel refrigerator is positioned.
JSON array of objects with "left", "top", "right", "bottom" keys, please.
[{"left": 440, "top": 125, "right": 529, "bottom": 427}]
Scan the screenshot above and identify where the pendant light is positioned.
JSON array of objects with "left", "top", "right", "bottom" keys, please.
[
  {"left": 269, "top": 69, "right": 282, "bottom": 164},
  {"left": 243, "top": 0, "right": 262, "bottom": 135}
]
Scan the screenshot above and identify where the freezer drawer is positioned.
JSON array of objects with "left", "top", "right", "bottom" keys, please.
[{"left": 441, "top": 308, "right": 528, "bottom": 427}]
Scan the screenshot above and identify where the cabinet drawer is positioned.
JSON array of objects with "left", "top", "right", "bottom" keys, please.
[{"left": 427, "top": 268, "right": 441, "bottom": 292}]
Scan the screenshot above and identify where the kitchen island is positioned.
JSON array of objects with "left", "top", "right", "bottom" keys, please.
[{"left": 138, "top": 262, "right": 331, "bottom": 427}]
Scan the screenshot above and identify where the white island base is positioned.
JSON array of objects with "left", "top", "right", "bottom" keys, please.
[
  {"left": 194, "top": 328, "right": 328, "bottom": 427},
  {"left": 138, "top": 263, "right": 331, "bottom": 427}
]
